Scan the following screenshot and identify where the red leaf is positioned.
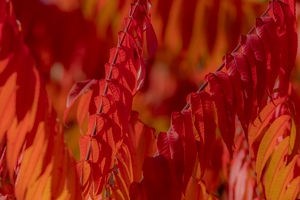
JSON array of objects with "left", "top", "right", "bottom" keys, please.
[
  {"left": 205, "top": 72, "right": 235, "bottom": 155},
  {"left": 108, "top": 47, "right": 137, "bottom": 94},
  {"left": 94, "top": 94, "right": 122, "bottom": 139},
  {"left": 283, "top": 0, "right": 296, "bottom": 17},
  {"left": 156, "top": 131, "right": 184, "bottom": 198},
  {"left": 129, "top": 182, "right": 145, "bottom": 200},
  {"left": 107, "top": 80, "right": 133, "bottom": 123},
  {"left": 64, "top": 79, "right": 98, "bottom": 123},
  {"left": 142, "top": 156, "right": 173, "bottom": 199},
  {"left": 240, "top": 34, "right": 266, "bottom": 113},
  {"left": 145, "top": 17, "right": 158, "bottom": 58},
  {"left": 255, "top": 17, "right": 280, "bottom": 92},
  {"left": 111, "top": 31, "right": 146, "bottom": 93},
  {"left": 106, "top": 63, "right": 135, "bottom": 96},
  {"left": 187, "top": 92, "right": 216, "bottom": 174},
  {"left": 225, "top": 53, "right": 249, "bottom": 133},
  {"left": 271, "top": 1, "right": 297, "bottom": 91},
  {"left": 126, "top": 111, "right": 156, "bottom": 181},
  {"left": 157, "top": 131, "right": 183, "bottom": 163},
  {"left": 171, "top": 110, "right": 197, "bottom": 191},
  {"left": 0, "top": 21, "right": 18, "bottom": 59}
]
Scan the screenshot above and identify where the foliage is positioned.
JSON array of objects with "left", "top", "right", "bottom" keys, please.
[{"left": 0, "top": 0, "right": 300, "bottom": 199}]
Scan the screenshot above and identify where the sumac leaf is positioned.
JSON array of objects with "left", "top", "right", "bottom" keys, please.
[
  {"left": 145, "top": 17, "right": 158, "bottom": 58},
  {"left": 248, "top": 97, "right": 286, "bottom": 147},
  {"left": 269, "top": 155, "right": 299, "bottom": 200},
  {"left": 205, "top": 72, "right": 235, "bottom": 155},
  {"left": 240, "top": 34, "right": 266, "bottom": 113},
  {"left": 225, "top": 53, "right": 250, "bottom": 133},
  {"left": 64, "top": 79, "right": 98, "bottom": 123},
  {"left": 187, "top": 91, "right": 216, "bottom": 174},
  {"left": 171, "top": 110, "right": 197, "bottom": 191},
  {"left": 264, "top": 136, "right": 289, "bottom": 196},
  {"left": 256, "top": 115, "right": 291, "bottom": 181},
  {"left": 255, "top": 17, "right": 280, "bottom": 92}
]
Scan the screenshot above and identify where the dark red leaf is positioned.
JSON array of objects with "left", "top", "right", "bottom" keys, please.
[
  {"left": 270, "top": 1, "right": 298, "bottom": 92},
  {"left": 205, "top": 72, "right": 235, "bottom": 155},
  {"left": 142, "top": 156, "right": 173, "bottom": 199},
  {"left": 156, "top": 131, "right": 184, "bottom": 198},
  {"left": 187, "top": 92, "right": 216, "bottom": 174},
  {"left": 255, "top": 17, "right": 281, "bottom": 93},
  {"left": 225, "top": 53, "right": 249, "bottom": 134},
  {"left": 145, "top": 17, "right": 158, "bottom": 58},
  {"left": 240, "top": 34, "right": 267, "bottom": 114},
  {"left": 171, "top": 110, "right": 197, "bottom": 191}
]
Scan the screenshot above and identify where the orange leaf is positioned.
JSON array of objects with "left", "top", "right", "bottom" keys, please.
[
  {"left": 269, "top": 155, "right": 298, "bottom": 200},
  {"left": 248, "top": 97, "right": 286, "bottom": 147},
  {"left": 14, "top": 122, "right": 47, "bottom": 199},
  {"left": 76, "top": 160, "right": 91, "bottom": 195},
  {"left": 256, "top": 115, "right": 291, "bottom": 181},
  {"left": 0, "top": 72, "right": 16, "bottom": 147},
  {"left": 77, "top": 89, "right": 93, "bottom": 129},
  {"left": 284, "top": 176, "right": 300, "bottom": 200},
  {"left": 264, "top": 136, "right": 289, "bottom": 196}
]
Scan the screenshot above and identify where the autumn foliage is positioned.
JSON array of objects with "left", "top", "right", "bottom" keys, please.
[{"left": 1, "top": 0, "right": 300, "bottom": 199}]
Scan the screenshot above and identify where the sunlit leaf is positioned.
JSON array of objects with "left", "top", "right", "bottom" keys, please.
[
  {"left": 248, "top": 97, "right": 286, "bottom": 147},
  {"left": 284, "top": 176, "right": 300, "bottom": 200},
  {"left": 269, "top": 155, "right": 298, "bottom": 200},
  {"left": 264, "top": 136, "right": 289, "bottom": 196},
  {"left": 256, "top": 115, "right": 291, "bottom": 181}
]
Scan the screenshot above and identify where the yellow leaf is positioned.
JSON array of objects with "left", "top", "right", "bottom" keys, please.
[
  {"left": 284, "top": 176, "right": 300, "bottom": 200},
  {"left": 256, "top": 115, "right": 291, "bottom": 181},
  {"left": 288, "top": 119, "right": 296, "bottom": 155},
  {"left": 269, "top": 155, "right": 298, "bottom": 200},
  {"left": 248, "top": 97, "right": 286, "bottom": 147},
  {"left": 264, "top": 136, "right": 289, "bottom": 196}
]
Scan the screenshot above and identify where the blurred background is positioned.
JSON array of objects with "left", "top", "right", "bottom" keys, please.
[{"left": 10, "top": 0, "right": 300, "bottom": 163}]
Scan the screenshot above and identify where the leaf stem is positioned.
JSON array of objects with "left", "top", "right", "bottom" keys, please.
[
  {"left": 84, "top": 0, "right": 141, "bottom": 163},
  {"left": 169, "top": 3, "right": 272, "bottom": 132}
]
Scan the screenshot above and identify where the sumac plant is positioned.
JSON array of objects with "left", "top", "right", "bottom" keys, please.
[{"left": 0, "top": 0, "right": 299, "bottom": 199}]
